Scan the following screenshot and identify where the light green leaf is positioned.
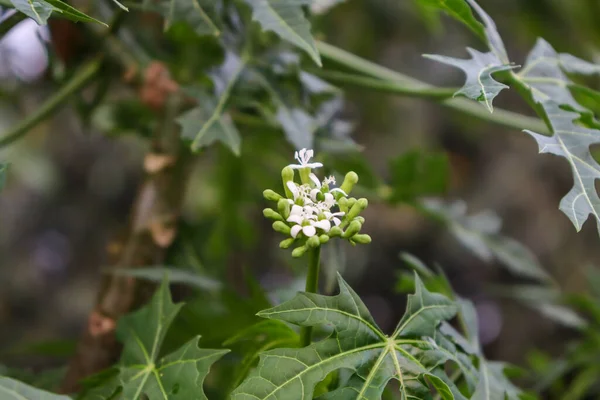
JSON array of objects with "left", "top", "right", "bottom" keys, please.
[
  {"left": 424, "top": 49, "right": 516, "bottom": 112},
  {"left": 80, "top": 280, "right": 228, "bottom": 399},
  {"left": 0, "top": 377, "right": 71, "bottom": 399},
  {"left": 244, "top": 0, "right": 322, "bottom": 66},
  {"left": 232, "top": 273, "right": 468, "bottom": 399},
  {"left": 177, "top": 53, "right": 246, "bottom": 155},
  {"left": 416, "top": 0, "right": 486, "bottom": 42},
  {"left": 163, "top": 0, "right": 219, "bottom": 36},
  {"left": 10, "top": 0, "right": 52, "bottom": 24}
]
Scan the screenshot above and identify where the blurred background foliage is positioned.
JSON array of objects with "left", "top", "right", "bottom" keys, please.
[{"left": 1, "top": 0, "right": 600, "bottom": 398}]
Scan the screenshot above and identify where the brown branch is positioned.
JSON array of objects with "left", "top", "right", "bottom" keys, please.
[{"left": 60, "top": 85, "right": 190, "bottom": 392}]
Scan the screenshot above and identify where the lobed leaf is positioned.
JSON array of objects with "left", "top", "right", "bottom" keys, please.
[
  {"left": 10, "top": 0, "right": 106, "bottom": 25},
  {"left": 232, "top": 273, "right": 470, "bottom": 399},
  {"left": 416, "top": 0, "right": 486, "bottom": 42},
  {"left": 163, "top": 0, "right": 219, "bottom": 36},
  {"left": 243, "top": 0, "right": 322, "bottom": 66},
  {"left": 80, "top": 280, "right": 228, "bottom": 399}
]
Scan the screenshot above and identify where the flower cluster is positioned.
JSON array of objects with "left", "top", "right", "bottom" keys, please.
[{"left": 263, "top": 148, "right": 371, "bottom": 257}]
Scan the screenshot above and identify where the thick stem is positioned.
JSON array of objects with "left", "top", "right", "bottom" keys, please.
[
  {"left": 316, "top": 41, "right": 549, "bottom": 135},
  {"left": 300, "top": 247, "right": 321, "bottom": 347}
]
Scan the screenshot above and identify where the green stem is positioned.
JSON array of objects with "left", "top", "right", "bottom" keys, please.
[
  {"left": 300, "top": 246, "right": 322, "bottom": 347},
  {"left": 0, "top": 57, "right": 102, "bottom": 149},
  {"left": 316, "top": 41, "right": 549, "bottom": 135},
  {"left": 310, "top": 70, "right": 457, "bottom": 99}
]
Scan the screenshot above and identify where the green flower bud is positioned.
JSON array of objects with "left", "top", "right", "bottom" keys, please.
[
  {"left": 352, "top": 234, "right": 372, "bottom": 244},
  {"left": 347, "top": 198, "right": 356, "bottom": 209},
  {"left": 272, "top": 221, "right": 291, "bottom": 235},
  {"left": 354, "top": 216, "right": 365, "bottom": 224},
  {"left": 263, "top": 208, "right": 283, "bottom": 221},
  {"left": 337, "top": 197, "right": 349, "bottom": 213},
  {"left": 282, "top": 166, "right": 294, "bottom": 198},
  {"left": 280, "top": 238, "right": 295, "bottom": 249},
  {"left": 299, "top": 167, "right": 311, "bottom": 185},
  {"left": 263, "top": 189, "right": 283, "bottom": 202},
  {"left": 347, "top": 198, "right": 368, "bottom": 220},
  {"left": 340, "top": 171, "right": 359, "bottom": 195},
  {"left": 343, "top": 220, "right": 362, "bottom": 238},
  {"left": 329, "top": 226, "right": 343, "bottom": 237},
  {"left": 277, "top": 199, "right": 291, "bottom": 219},
  {"left": 306, "top": 236, "right": 320, "bottom": 248},
  {"left": 319, "top": 235, "right": 329, "bottom": 244},
  {"left": 292, "top": 245, "right": 308, "bottom": 258}
]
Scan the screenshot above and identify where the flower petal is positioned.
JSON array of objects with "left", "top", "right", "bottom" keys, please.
[
  {"left": 287, "top": 181, "right": 299, "bottom": 198},
  {"left": 309, "top": 173, "right": 321, "bottom": 188},
  {"left": 291, "top": 225, "right": 302, "bottom": 238},
  {"left": 313, "top": 219, "right": 331, "bottom": 232},
  {"left": 333, "top": 217, "right": 341, "bottom": 226},
  {"left": 330, "top": 188, "right": 347, "bottom": 196},
  {"left": 287, "top": 215, "right": 303, "bottom": 224},
  {"left": 290, "top": 204, "right": 303, "bottom": 215},
  {"left": 310, "top": 188, "right": 321, "bottom": 202},
  {"left": 306, "top": 162, "right": 323, "bottom": 169},
  {"left": 302, "top": 225, "right": 316, "bottom": 237}
]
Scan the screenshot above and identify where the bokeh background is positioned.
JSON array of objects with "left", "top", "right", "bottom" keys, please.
[{"left": 1, "top": 0, "right": 599, "bottom": 390}]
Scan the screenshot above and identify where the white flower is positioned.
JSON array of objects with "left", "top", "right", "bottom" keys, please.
[
  {"left": 286, "top": 204, "right": 332, "bottom": 238},
  {"left": 322, "top": 176, "right": 336, "bottom": 186},
  {"left": 286, "top": 181, "right": 313, "bottom": 205},
  {"left": 0, "top": 17, "right": 51, "bottom": 82},
  {"left": 288, "top": 148, "right": 323, "bottom": 170},
  {"left": 324, "top": 210, "right": 345, "bottom": 226}
]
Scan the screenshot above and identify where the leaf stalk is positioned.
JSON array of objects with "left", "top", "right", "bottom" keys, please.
[{"left": 301, "top": 246, "right": 322, "bottom": 347}]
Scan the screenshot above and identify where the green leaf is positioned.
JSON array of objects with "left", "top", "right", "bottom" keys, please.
[
  {"left": 231, "top": 273, "right": 469, "bottom": 399},
  {"left": 177, "top": 53, "right": 246, "bottom": 155},
  {"left": 424, "top": 49, "right": 516, "bottom": 112},
  {"left": 10, "top": 0, "right": 52, "bottom": 24},
  {"left": 224, "top": 320, "right": 300, "bottom": 393},
  {"left": 81, "top": 280, "right": 228, "bottom": 399},
  {"left": 388, "top": 149, "right": 449, "bottom": 203},
  {"left": 43, "top": 0, "right": 106, "bottom": 25},
  {"left": 415, "top": 0, "right": 486, "bottom": 42},
  {"left": 163, "top": 0, "right": 219, "bottom": 36},
  {"left": 421, "top": 199, "right": 552, "bottom": 283},
  {"left": 244, "top": 0, "right": 322, "bottom": 66},
  {"left": 0, "top": 376, "right": 71, "bottom": 399},
  {"left": 10, "top": 0, "right": 107, "bottom": 25},
  {"left": 472, "top": 361, "right": 522, "bottom": 400},
  {"left": 103, "top": 267, "right": 222, "bottom": 292}
]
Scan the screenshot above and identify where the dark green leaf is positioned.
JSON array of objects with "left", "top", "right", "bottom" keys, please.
[
  {"left": 244, "top": 0, "right": 321, "bottom": 66},
  {"left": 472, "top": 361, "right": 523, "bottom": 400},
  {"left": 0, "top": 377, "right": 70, "bottom": 400},
  {"left": 43, "top": 0, "right": 106, "bottom": 25},
  {"left": 232, "top": 273, "right": 467, "bottom": 399},
  {"left": 388, "top": 150, "right": 449, "bottom": 203}
]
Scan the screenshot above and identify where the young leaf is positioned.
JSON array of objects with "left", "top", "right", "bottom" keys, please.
[
  {"left": 43, "top": 0, "right": 106, "bottom": 25},
  {"left": 416, "top": 0, "right": 486, "bottom": 42},
  {"left": 424, "top": 49, "right": 516, "bottom": 112},
  {"left": 472, "top": 361, "right": 523, "bottom": 400},
  {"left": 231, "top": 273, "right": 469, "bottom": 399},
  {"left": 0, "top": 376, "right": 71, "bottom": 399},
  {"left": 243, "top": 0, "right": 322, "bottom": 66},
  {"left": 177, "top": 53, "right": 246, "bottom": 155},
  {"left": 81, "top": 280, "right": 228, "bottom": 399}
]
